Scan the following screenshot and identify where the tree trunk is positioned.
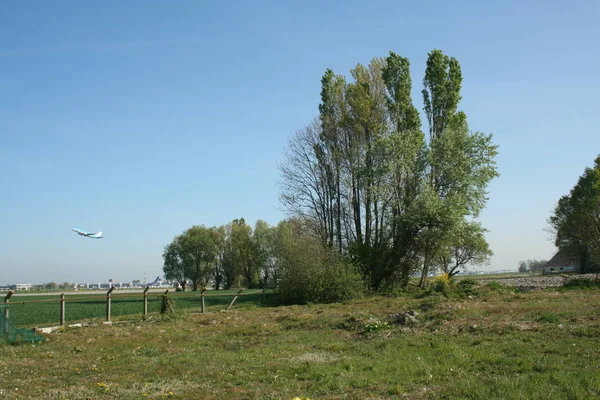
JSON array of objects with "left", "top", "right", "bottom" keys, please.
[
  {"left": 419, "top": 254, "right": 429, "bottom": 288},
  {"left": 336, "top": 168, "right": 342, "bottom": 252}
]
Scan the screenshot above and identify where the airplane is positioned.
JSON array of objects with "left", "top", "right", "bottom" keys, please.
[
  {"left": 147, "top": 276, "right": 162, "bottom": 286},
  {"left": 71, "top": 228, "right": 103, "bottom": 239}
]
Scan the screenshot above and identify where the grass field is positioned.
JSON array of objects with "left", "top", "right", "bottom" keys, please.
[
  {"left": 5, "top": 289, "right": 267, "bottom": 328},
  {"left": 1, "top": 283, "right": 599, "bottom": 399}
]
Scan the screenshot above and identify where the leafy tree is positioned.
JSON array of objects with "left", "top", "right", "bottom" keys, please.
[
  {"left": 163, "top": 225, "right": 218, "bottom": 291},
  {"left": 210, "top": 225, "right": 227, "bottom": 290},
  {"left": 45, "top": 282, "right": 57, "bottom": 290},
  {"left": 162, "top": 236, "right": 187, "bottom": 290},
  {"left": 221, "top": 222, "right": 238, "bottom": 289},
  {"left": 317, "top": 69, "right": 346, "bottom": 251},
  {"left": 437, "top": 221, "right": 493, "bottom": 277},
  {"left": 231, "top": 218, "right": 257, "bottom": 288},
  {"left": 180, "top": 225, "right": 218, "bottom": 291},
  {"left": 422, "top": 49, "right": 465, "bottom": 141},
  {"left": 518, "top": 260, "right": 529, "bottom": 273},
  {"left": 382, "top": 51, "right": 421, "bottom": 133},
  {"left": 252, "top": 220, "right": 278, "bottom": 288},
  {"left": 548, "top": 155, "right": 600, "bottom": 272},
  {"left": 417, "top": 50, "right": 498, "bottom": 287}
]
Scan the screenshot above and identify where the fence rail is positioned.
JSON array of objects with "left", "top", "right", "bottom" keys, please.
[{"left": 3, "top": 287, "right": 266, "bottom": 328}]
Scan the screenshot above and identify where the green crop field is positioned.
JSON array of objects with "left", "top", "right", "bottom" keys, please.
[{"left": 6, "top": 290, "right": 268, "bottom": 328}]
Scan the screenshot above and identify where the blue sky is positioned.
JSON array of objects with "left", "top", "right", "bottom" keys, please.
[{"left": 1, "top": 0, "right": 599, "bottom": 284}]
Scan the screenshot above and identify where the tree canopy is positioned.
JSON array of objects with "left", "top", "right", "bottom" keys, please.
[{"left": 548, "top": 155, "right": 600, "bottom": 272}]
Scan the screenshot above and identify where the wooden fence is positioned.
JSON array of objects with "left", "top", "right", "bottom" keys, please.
[{"left": 3, "top": 287, "right": 265, "bottom": 328}]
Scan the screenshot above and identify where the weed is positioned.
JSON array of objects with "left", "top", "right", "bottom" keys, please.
[
  {"left": 562, "top": 279, "right": 600, "bottom": 290},
  {"left": 537, "top": 311, "right": 561, "bottom": 324},
  {"left": 361, "top": 319, "right": 392, "bottom": 334}
]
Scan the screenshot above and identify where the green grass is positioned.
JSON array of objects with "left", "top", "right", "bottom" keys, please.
[
  {"left": 7, "top": 290, "right": 269, "bottom": 327},
  {"left": 1, "top": 286, "right": 600, "bottom": 399}
]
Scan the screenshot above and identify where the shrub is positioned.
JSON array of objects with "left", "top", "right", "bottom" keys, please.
[
  {"left": 487, "top": 281, "right": 503, "bottom": 290},
  {"left": 459, "top": 279, "right": 477, "bottom": 287},
  {"left": 160, "top": 292, "right": 175, "bottom": 314},
  {"left": 361, "top": 319, "right": 392, "bottom": 334},
  {"left": 562, "top": 279, "right": 600, "bottom": 290},
  {"left": 432, "top": 273, "right": 451, "bottom": 293},
  {"left": 278, "top": 257, "right": 365, "bottom": 305},
  {"left": 275, "top": 231, "right": 365, "bottom": 305}
]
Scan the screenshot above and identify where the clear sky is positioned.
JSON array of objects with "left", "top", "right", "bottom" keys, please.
[{"left": 1, "top": 0, "right": 599, "bottom": 284}]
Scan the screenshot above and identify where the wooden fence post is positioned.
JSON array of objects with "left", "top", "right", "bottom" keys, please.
[
  {"left": 3, "top": 290, "right": 13, "bottom": 334},
  {"left": 201, "top": 287, "right": 206, "bottom": 313},
  {"left": 106, "top": 287, "right": 115, "bottom": 322},
  {"left": 227, "top": 288, "right": 244, "bottom": 311},
  {"left": 143, "top": 286, "right": 149, "bottom": 317},
  {"left": 60, "top": 293, "right": 65, "bottom": 326}
]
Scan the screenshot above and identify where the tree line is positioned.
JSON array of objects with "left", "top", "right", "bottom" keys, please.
[
  {"left": 517, "top": 259, "right": 547, "bottom": 274},
  {"left": 163, "top": 49, "right": 500, "bottom": 303},
  {"left": 162, "top": 218, "right": 275, "bottom": 291}
]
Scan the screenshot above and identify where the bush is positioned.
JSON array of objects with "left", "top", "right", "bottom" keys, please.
[
  {"left": 459, "top": 279, "right": 477, "bottom": 287},
  {"left": 278, "top": 258, "right": 365, "bottom": 305},
  {"left": 432, "top": 273, "right": 451, "bottom": 293},
  {"left": 487, "top": 281, "right": 503, "bottom": 290},
  {"left": 276, "top": 231, "right": 365, "bottom": 305},
  {"left": 160, "top": 292, "right": 175, "bottom": 314}
]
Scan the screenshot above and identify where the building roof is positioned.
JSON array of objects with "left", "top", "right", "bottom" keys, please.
[{"left": 545, "top": 249, "right": 579, "bottom": 268}]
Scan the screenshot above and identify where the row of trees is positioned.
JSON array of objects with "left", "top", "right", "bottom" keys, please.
[
  {"left": 162, "top": 49, "right": 499, "bottom": 303},
  {"left": 517, "top": 259, "right": 548, "bottom": 274},
  {"left": 162, "top": 218, "right": 274, "bottom": 291},
  {"left": 162, "top": 217, "right": 364, "bottom": 303},
  {"left": 279, "top": 49, "right": 498, "bottom": 290},
  {"left": 548, "top": 155, "right": 600, "bottom": 273}
]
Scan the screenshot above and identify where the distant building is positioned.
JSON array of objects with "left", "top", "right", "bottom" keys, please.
[
  {"left": 14, "top": 283, "right": 32, "bottom": 291},
  {"left": 543, "top": 249, "right": 579, "bottom": 275}
]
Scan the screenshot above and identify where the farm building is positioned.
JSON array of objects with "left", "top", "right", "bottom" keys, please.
[{"left": 543, "top": 249, "right": 579, "bottom": 274}]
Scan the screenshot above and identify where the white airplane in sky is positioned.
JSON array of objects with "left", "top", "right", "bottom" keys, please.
[{"left": 71, "top": 228, "right": 103, "bottom": 239}]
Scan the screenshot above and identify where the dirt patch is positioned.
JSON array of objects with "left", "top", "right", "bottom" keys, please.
[{"left": 288, "top": 352, "right": 340, "bottom": 364}]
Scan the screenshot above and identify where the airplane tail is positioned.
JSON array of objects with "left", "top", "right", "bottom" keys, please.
[{"left": 147, "top": 276, "right": 161, "bottom": 286}]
